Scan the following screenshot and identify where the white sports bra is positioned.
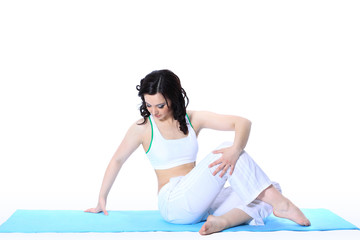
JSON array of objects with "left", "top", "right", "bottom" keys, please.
[{"left": 146, "top": 114, "right": 198, "bottom": 170}]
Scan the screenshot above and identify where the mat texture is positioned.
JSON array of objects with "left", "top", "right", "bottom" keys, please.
[{"left": 0, "top": 208, "right": 358, "bottom": 233}]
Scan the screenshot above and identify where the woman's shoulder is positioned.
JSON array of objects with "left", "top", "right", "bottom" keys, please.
[
  {"left": 134, "top": 117, "right": 151, "bottom": 130},
  {"left": 186, "top": 110, "right": 207, "bottom": 121},
  {"left": 122, "top": 117, "right": 151, "bottom": 142},
  {"left": 186, "top": 110, "right": 197, "bottom": 119},
  {"left": 122, "top": 117, "right": 150, "bottom": 134},
  {"left": 186, "top": 110, "right": 220, "bottom": 132},
  {"left": 186, "top": 110, "right": 202, "bottom": 133}
]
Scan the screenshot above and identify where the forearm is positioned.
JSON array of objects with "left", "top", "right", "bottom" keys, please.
[
  {"left": 98, "top": 158, "right": 123, "bottom": 200},
  {"left": 210, "top": 117, "right": 252, "bottom": 177},
  {"left": 232, "top": 117, "right": 251, "bottom": 152}
]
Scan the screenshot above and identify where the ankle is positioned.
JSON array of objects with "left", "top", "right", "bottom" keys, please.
[
  {"left": 215, "top": 216, "right": 229, "bottom": 229},
  {"left": 273, "top": 198, "right": 291, "bottom": 212}
]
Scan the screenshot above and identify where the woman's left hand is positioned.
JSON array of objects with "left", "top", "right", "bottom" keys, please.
[{"left": 209, "top": 146, "right": 242, "bottom": 178}]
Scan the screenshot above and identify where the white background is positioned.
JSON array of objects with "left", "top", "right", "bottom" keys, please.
[{"left": 0, "top": 0, "right": 359, "bottom": 239}]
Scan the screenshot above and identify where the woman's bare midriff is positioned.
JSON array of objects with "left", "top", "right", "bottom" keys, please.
[{"left": 155, "top": 162, "right": 195, "bottom": 193}]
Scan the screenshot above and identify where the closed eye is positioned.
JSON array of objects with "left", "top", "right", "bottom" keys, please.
[{"left": 145, "top": 102, "right": 166, "bottom": 108}]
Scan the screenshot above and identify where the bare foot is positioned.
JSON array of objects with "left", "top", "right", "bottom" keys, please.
[
  {"left": 199, "top": 215, "right": 227, "bottom": 235},
  {"left": 273, "top": 199, "right": 311, "bottom": 226}
]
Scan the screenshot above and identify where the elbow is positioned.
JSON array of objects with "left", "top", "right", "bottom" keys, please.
[
  {"left": 247, "top": 119, "right": 252, "bottom": 128},
  {"left": 244, "top": 117, "right": 251, "bottom": 125},
  {"left": 245, "top": 118, "right": 252, "bottom": 132},
  {"left": 236, "top": 117, "right": 251, "bottom": 132},
  {"left": 112, "top": 156, "right": 126, "bottom": 166},
  {"left": 116, "top": 157, "right": 127, "bottom": 166},
  {"left": 240, "top": 117, "right": 251, "bottom": 126}
]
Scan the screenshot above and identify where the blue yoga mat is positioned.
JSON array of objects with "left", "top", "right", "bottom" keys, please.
[{"left": 0, "top": 208, "right": 358, "bottom": 233}]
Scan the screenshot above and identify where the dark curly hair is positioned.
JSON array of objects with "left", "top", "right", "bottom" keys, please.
[{"left": 136, "top": 70, "right": 190, "bottom": 135}]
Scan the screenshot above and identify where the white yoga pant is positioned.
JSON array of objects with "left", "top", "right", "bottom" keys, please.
[{"left": 158, "top": 142, "right": 281, "bottom": 225}]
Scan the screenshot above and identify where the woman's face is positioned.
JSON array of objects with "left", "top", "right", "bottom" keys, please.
[{"left": 144, "top": 93, "right": 172, "bottom": 120}]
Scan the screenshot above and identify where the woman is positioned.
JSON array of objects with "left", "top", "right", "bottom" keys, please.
[{"left": 86, "top": 70, "right": 310, "bottom": 235}]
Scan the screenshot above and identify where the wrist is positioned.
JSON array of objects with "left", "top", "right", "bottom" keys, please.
[
  {"left": 98, "top": 195, "right": 107, "bottom": 202},
  {"left": 231, "top": 144, "right": 243, "bottom": 154}
]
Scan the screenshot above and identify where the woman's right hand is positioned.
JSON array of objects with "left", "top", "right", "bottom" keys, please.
[{"left": 85, "top": 198, "right": 108, "bottom": 215}]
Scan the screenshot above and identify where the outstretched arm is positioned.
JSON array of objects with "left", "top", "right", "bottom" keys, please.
[
  {"left": 85, "top": 120, "right": 144, "bottom": 215},
  {"left": 188, "top": 110, "right": 251, "bottom": 177}
]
